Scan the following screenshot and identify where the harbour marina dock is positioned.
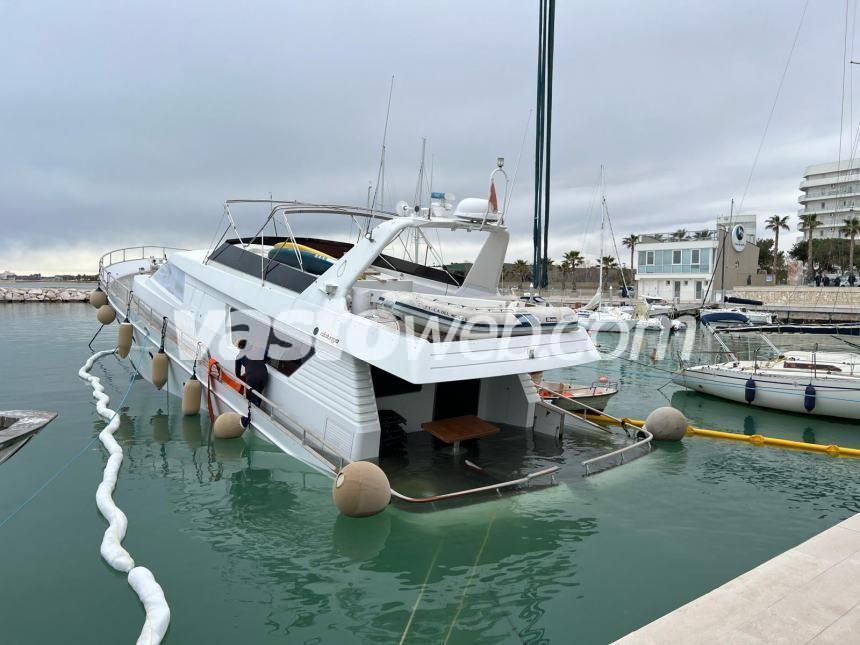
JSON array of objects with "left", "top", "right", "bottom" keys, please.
[{"left": 617, "top": 512, "right": 860, "bottom": 644}]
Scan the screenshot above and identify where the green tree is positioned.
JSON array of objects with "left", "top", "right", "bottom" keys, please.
[
  {"left": 559, "top": 259, "right": 571, "bottom": 292},
  {"left": 842, "top": 216, "right": 860, "bottom": 273},
  {"left": 757, "top": 238, "right": 775, "bottom": 271},
  {"left": 799, "top": 214, "right": 821, "bottom": 280},
  {"left": 765, "top": 214, "right": 791, "bottom": 275},
  {"left": 563, "top": 250, "right": 584, "bottom": 290},
  {"left": 512, "top": 259, "right": 531, "bottom": 288},
  {"left": 693, "top": 229, "right": 711, "bottom": 240},
  {"left": 670, "top": 229, "right": 688, "bottom": 241},
  {"left": 622, "top": 235, "right": 640, "bottom": 273}
]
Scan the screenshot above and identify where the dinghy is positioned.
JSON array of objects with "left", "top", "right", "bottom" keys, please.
[
  {"left": 268, "top": 241, "right": 335, "bottom": 275},
  {"left": 374, "top": 291, "right": 578, "bottom": 340}
]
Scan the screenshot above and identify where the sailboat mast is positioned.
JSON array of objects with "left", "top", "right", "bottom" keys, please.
[
  {"left": 532, "top": 0, "right": 556, "bottom": 290},
  {"left": 720, "top": 198, "right": 733, "bottom": 303}
]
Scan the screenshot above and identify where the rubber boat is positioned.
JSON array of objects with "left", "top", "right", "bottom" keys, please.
[
  {"left": 699, "top": 306, "right": 774, "bottom": 325},
  {"left": 268, "top": 241, "right": 335, "bottom": 275},
  {"left": 375, "top": 292, "right": 578, "bottom": 340}
]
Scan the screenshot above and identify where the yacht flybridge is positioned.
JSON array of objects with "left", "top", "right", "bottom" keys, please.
[{"left": 97, "top": 165, "right": 651, "bottom": 505}]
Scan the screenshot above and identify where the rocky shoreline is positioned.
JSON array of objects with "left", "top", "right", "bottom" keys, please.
[{"left": 1, "top": 287, "right": 90, "bottom": 302}]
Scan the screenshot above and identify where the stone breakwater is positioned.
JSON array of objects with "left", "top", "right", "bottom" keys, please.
[{"left": 1, "top": 287, "right": 90, "bottom": 302}]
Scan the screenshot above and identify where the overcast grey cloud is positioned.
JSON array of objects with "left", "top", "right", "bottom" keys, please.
[{"left": 0, "top": 0, "right": 853, "bottom": 273}]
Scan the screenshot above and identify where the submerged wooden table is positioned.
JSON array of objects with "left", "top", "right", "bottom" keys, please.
[{"left": 421, "top": 415, "right": 500, "bottom": 454}]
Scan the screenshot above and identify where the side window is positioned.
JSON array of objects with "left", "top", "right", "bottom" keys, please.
[
  {"left": 672, "top": 250, "right": 682, "bottom": 264},
  {"left": 266, "top": 323, "right": 314, "bottom": 377},
  {"left": 691, "top": 249, "right": 700, "bottom": 265},
  {"left": 229, "top": 307, "right": 269, "bottom": 359},
  {"left": 645, "top": 251, "right": 654, "bottom": 265}
]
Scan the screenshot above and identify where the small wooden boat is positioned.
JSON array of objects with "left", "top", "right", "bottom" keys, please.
[
  {"left": 0, "top": 410, "right": 57, "bottom": 464},
  {"left": 534, "top": 379, "right": 619, "bottom": 412}
]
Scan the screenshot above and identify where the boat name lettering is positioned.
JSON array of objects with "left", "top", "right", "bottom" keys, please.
[{"left": 319, "top": 330, "right": 340, "bottom": 345}]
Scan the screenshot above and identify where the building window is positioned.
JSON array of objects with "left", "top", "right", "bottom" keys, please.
[
  {"left": 646, "top": 251, "right": 654, "bottom": 265},
  {"left": 672, "top": 250, "right": 681, "bottom": 264},
  {"left": 822, "top": 202, "right": 826, "bottom": 208},
  {"left": 691, "top": 249, "right": 700, "bottom": 265}
]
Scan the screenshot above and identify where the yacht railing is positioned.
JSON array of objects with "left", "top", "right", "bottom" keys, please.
[
  {"left": 535, "top": 384, "right": 653, "bottom": 475},
  {"left": 98, "top": 246, "right": 187, "bottom": 284},
  {"left": 389, "top": 466, "right": 560, "bottom": 504}
]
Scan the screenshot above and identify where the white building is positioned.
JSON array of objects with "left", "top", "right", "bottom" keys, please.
[
  {"left": 633, "top": 227, "right": 761, "bottom": 302},
  {"left": 716, "top": 213, "right": 757, "bottom": 243},
  {"left": 798, "top": 160, "right": 860, "bottom": 239}
]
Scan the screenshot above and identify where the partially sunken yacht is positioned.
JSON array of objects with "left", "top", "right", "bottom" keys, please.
[{"left": 95, "top": 162, "right": 651, "bottom": 505}]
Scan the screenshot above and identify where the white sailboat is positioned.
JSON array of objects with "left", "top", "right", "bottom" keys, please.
[
  {"left": 577, "top": 189, "right": 675, "bottom": 332},
  {"left": 673, "top": 313, "right": 860, "bottom": 418}
]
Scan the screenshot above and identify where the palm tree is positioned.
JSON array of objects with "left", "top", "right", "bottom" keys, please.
[
  {"left": 765, "top": 214, "right": 790, "bottom": 276},
  {"left": 563, "top": 250, "right": 584, "bottom": 291},
  {"left": 799, "top": 214, "right": 821, "bottom": 281},
  {"left": 622, "top": 235, "right": 640, "bottom": 273},
  {"left": 670, "top": 228, "right": 688, "bottom": 241},
  {"left": 600, "top": 255, "right": 618, "bottom": 268},
  {"left": 842, "top": 215, "right": 860, "bottom": 273},
  {"left": 563, "top": 250, "right": 584, "bottom": 268},
  {"left": 693, "top": 229, "right": 711, "bottom": 240},
  {"left": 512, "top": 259, "right": 531, "bottom": 288},
  {"left": 559, "top": 259, "right": 571, "bottom": 292}
]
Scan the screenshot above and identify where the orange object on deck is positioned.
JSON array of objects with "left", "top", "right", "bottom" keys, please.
[{"left": 208, "top": 358, "right": 244, "bottom": 394}]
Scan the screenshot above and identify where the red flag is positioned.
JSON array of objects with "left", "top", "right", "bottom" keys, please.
[{"left": 488, "top": 181, "right": 498, "bottom": 213}]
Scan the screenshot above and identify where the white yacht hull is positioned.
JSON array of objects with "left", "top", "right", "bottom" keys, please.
[{"left": 672, "top": 366, "right": 860, "bottom": 419}]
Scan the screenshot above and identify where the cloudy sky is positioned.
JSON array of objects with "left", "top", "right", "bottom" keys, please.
[{"left": 1, "top": 0, "right": 855, "bottom": 273}]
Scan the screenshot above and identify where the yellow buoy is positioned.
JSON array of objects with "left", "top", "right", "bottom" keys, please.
[
  {"left": 117, "top": 322, "right": 133, "bottom": 358},
  {"left": 181, "top": 376, "right": 202, "bottom": 416},
  {"left": 89, "top": 288, "right": 107, "bottom": 308},
  {"left": 332, "top": 461, "right": 391, "bottom": 517},
  {"left": 213, "top": 411, "right": 245, "bottom": 439},
  {"left": 96, "top": 305, "right": 116, "bottom": 325},
  {"left": 152, "top": 351, "right": 169, "bottom": 390}
]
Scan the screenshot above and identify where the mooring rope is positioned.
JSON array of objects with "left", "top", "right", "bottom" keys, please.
[{"left": 79, "top": 349, "right": 170, "bottom": 644}]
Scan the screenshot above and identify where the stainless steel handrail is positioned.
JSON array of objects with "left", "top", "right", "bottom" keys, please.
[
  {"left": 581, "top": 428, "right": 653, "bottom": 473},
  {"left": 98, "top": 246, "right": 188, "bottom": 285},
  {"left": 535, "top": 383, "right": 652, "bottom": 474},
  {"left": 389, "top": 466, "right": 559, "bottom": 503}
]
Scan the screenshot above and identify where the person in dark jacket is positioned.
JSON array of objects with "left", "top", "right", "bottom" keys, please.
[
  {"left": 235, "top": 339, "right": 269, "bottom": 407},
  {"left": 815, "top": 273, "right": 821, "bottom": 287},
  {"left": 850, "top": 273, "right": 857, "bottom": 287}
]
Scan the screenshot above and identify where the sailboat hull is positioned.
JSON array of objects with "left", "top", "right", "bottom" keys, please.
[{"left": 672, "top": 366, "right": 860, "bottom": 419}]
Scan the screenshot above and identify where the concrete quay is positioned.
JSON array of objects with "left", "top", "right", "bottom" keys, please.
[
  {"left": 1, "top": 287, "right": 89, "bottom": 302},
  {"left": 616, "top": 513, "right": 860, "bottom": 644}
]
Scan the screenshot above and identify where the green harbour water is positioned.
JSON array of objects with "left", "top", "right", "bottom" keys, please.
[{"left": 1, "top": 303, "right": 859, "bottom": 643}]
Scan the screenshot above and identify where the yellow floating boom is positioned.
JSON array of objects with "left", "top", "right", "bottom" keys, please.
[{"left": 582, "top": 414, "right": 860, "bottom": 458}]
